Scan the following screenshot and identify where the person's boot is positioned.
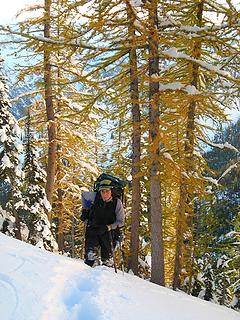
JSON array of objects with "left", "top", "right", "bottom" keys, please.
[
  {"left": 85, "top": 250, "right": 97, "bottom": 267},
  {"left": 101, "top": 258, "right": 114, "bottom": 267}
]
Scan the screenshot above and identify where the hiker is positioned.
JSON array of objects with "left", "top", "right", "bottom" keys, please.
[{"left": 81, "top": 179, "right": 125, "bottom": 267}]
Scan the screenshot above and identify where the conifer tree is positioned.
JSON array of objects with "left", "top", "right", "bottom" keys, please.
[
  {"left": 44, "top": 0, "right": 57, "bottom": 217},
  {"left": 126, "top": 0, "right": 141, "bottom": 276},
  {"left": 4, "top": 0, "right": 101, "bottom": 253},
  {"left": 232, "top": 285, "right": 240, "bottom": 311},
  {"left": 21, "top": 109, "right": 58, "bottom": 251},
  {"left": 152, "top": 0, "right": 240, "bottom": 290},
  {"left": 172, "top": 0, "right": 204, "bottom": 290},
  {"left": 0, "top": 57, "right": 22, "bottom": 240},
  {"left": 215, "top": 255, "right": 232, "bottom": 306},
  {"left": 231, "top": 212, "right": 240, "bottom": 311},
  {"left": 147, "top": 0, "right": 165, "bottom": 286}
]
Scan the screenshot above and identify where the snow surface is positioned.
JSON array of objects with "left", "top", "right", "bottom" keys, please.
[{"left": 0, "top": 232, "right": 239, "bottom": 320}]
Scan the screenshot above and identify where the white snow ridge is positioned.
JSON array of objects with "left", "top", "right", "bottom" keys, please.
[{"left": 0, "top": 232, "right": 239, "bottom": 320}]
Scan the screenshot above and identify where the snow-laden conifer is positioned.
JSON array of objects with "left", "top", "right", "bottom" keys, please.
[
  {"left": 214, "top": 255, "right": 232, "bottom": 306},
  {"left": 232, "top": 281, "right": 240, "bottom": 311},
  {"left": 0, "top": 57, "right": 23, "bottom": 239},
  {"left": 21, "top": 110, "right": 58, "bottom": 252}
]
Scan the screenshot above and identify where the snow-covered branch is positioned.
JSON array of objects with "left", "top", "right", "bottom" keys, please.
[
  {"left": 161, "top": 47, "right": 239, "bottom": 83},
  {"left": 197, "top": 136, "right": 239, "bottom": 153},
  {"left": 0, "top": 25, "right": 129, "bottom": 52},
  {"left": 158, "top": 14, "right": 240, "bottom": 33},
  {"left": 218, "top": 161, "right": 240, "bottom": 182}
]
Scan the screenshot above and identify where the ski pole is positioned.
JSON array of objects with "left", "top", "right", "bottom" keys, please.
[
  {"left": 119, "top": 240, "right": 125, "bottom": 275},
  {"left": 108, "top": 228, "right": 117, "bottom": 273}
]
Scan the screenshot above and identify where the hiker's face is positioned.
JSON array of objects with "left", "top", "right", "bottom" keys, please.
[{"left": 100, "top": 189, "right": 112, "bottom": 201}]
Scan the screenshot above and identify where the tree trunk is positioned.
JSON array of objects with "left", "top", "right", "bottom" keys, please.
[
  {"left": 44, "top": 0, "right": 57, "bottom": 223},
  {"left": 172, "top": 1, "right": 203, "bottom": 290},
  {"left": 12, "top": 199, "right": 22, "bottom": 240},
  {"left": 71, "top": 216, "right": 75, "bottom": 258},
  {"left": 10, "top": 180, "right": 22, "bottom": 240},
  {"left": 126, "top": 0, "right": 141, "bottom": 276},
  {"left": 172, "top": 182, "right": 186, "bottom": 289},
  {"left": 57, "top": 188, "right": 64, "bottom": 252},
  {"left": 148, "top": 0, "right": 165, "bottom": 286}
]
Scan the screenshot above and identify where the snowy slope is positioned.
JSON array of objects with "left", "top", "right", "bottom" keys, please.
[{"left": 0, "top": 233, "right": 239, "bottom": 320}]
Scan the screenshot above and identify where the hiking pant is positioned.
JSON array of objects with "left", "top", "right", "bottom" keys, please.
[{"left": 84, "top": 227, "right": 112, "bottom": 266}]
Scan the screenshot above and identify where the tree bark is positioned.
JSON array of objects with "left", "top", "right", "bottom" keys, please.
[
  {"left": 148, "top": 0, "right": 165, "bottom": 286},
  {"left": 44, "top": 0, "right": 57, "bottom": 223},
  {"left": 172, "top": 1, "right": 204, "bottom": 290},
  {"left": 126, "top": 0, "right": 141, "bottom": 276},
  {"left": 172, "top": 181, "right": 186, "bottom": 290},
  {"left": 12, "top": 198, "right": 22, "bottom": 240},
  {"left": 57, "top": 188, "right": 64, "bottom": 252}
]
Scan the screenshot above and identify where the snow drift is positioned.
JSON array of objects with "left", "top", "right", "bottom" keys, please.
[{"left": 0, "top": 232, "right": 239, "bottom": 320}]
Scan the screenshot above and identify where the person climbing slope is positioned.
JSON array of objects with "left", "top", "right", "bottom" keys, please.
[{"left": 81, "top": 177, "right": 125, "bottom": 267}]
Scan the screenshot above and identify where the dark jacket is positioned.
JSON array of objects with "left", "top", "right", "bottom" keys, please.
[{"left": 81, "top": 197, "right": 125, "bottom": 231}]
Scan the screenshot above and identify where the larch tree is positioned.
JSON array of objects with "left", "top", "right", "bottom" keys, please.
[
  {"left": 44, "top": 0, "right": 57, "bottom": 219},
  {"left": 149, "top": 0, "right": 240, "bottom": 289},
  {"left": 3, "top": 0, "right": 102, "bottom": 253},
  {"left": 147, "top": 0, "right": 165, "bottom": 286},
  {"left": 172, "top": 0, "right": 205, "bottom": 291},
  {"left": 126, "top": 0, "right": 141, "bottom": 276}
]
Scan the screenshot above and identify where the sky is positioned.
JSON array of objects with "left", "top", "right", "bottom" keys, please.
[
  {"left": 1, "top": 232, "right": 239, "bottom": 320},
  {"left": 0, "top": 0, "right": 37, "bottom": 24}
]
